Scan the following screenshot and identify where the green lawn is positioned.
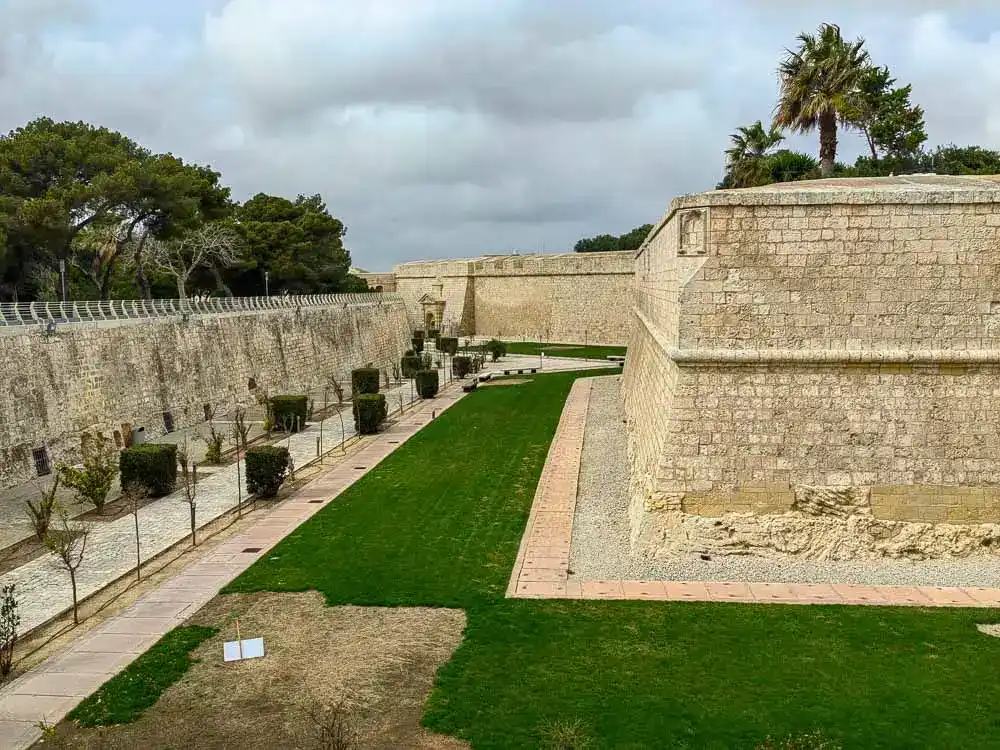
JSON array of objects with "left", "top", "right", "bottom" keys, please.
[
  {"left": 225, "top": 370, "right": 589, "bottom": 607},
  {"left": 501, "top": 341, "right": 627, "bottom": 360},
  {"left": 459, "top": 341, "right": 626, "bottom": 360},
  {"left": 82, "top": 369, "right": 1000, "bottom": 748},
  {"left": 68, "top": 626, "right": 216, "bottom": 727}
]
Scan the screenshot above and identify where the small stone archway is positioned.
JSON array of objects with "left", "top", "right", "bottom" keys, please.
[{"left": 417, "top": 292, "right": 445, "bottom": 330}]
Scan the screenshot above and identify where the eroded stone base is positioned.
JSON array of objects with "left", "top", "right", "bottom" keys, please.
[{"left": 636, "top": 509, "right": 1000, "bottom": 562}]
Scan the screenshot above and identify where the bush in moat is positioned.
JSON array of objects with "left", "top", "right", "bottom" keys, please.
[
  {"left": 486, "top": 338, "right": 507, "bottom": 362},
  {"left": 245, "top": 445, "right": 291, "bottom": 498},
  {"left": 411, "top": 337, "right": 425, "bottom": 353},
  {"left": 416, "top": 369, "right": 440, "bottom": 399},
  {"left": 402, "top": 354, "right": 423, "bottom": 378},
  {"left": 351, "top": 367, "right": 380, "bottom": 396},
  {"left": 453, "top": 355, "right": 472, "bottom": 379},
  {"left": 120, "top": 443, "right": 177, "bottom": 497},
  {"left": 354, "top": 393, "right": 387, "bottom": 434},
  {"left": 428, "top": 328, "right": 440, "bottom": 341},
  {"left": 269, "top": 395, "right": 308, "bottom": 432},
  {"left": 438, "top": 336, "right": 458, "bottom": 355},
  {"left": 413, "top": 329, "right": 425, "bottom": 340}
]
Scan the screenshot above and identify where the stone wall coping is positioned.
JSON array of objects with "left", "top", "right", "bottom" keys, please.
[
  {"left": 636, "top": 175, "right": 1000, "bottom": 260},
  {"left": 667, "top": 348, "right": 1000, "bottom": 365}
]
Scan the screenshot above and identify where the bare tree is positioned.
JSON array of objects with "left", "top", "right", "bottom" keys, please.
[
  {"left": 0, "top": 584, "right": 19, "bottom": 682},
  {"left": 44, "top": 511, "right": 91, "bottom": 625},
  {"left": 122, "top": 484, "right": 148, "bottom": 582},
  {"left": 177, "top": 445, "right": 199, "bottom": 546},
  {"left": 201, "top": 406, "right": 225, "bottom": 464},
  {"left": 145, "top": 223, "right": 243, "bottom": 299}
]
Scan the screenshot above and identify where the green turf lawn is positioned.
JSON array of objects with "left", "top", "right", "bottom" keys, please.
[
  {"left": 499, "top": 341, "right": 627, "bottom": 360},
  {"left": 69, "top": 626, "right": 216, "bottom": 726},
  {"left": 459, "top": 341, "right": 626, "bottom": 360},
  {"left": 82, "top": 369, "right": 1000, "bottom": 748}
]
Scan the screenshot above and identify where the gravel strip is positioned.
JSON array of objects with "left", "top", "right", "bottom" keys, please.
[{"left": 571, "top": 376, "right": 1000, "bottom": 589}]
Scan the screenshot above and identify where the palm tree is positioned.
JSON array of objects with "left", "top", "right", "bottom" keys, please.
[
  {"left": 724, "top": 121, "right": 785, "bottom": 188},
  {"left": 774, "top": 23, "right": 870, "bottom": 178}
]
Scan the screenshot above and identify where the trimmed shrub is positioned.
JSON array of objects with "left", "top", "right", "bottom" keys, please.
[
  {"left": 411, "top": 337, "right": 425, "bottom": 353},
  {"left": 486, "top": 338, "right": 507, "bottom": 362},
  {"left": 416, "top": 369, "right": 440, "bottom": 399},
  {"left": 402, "top": 354, "right": 423, "bottom": 378},
  {"left": 438, "top": 336, "right": 458, "bottom": 355},
  {"left": 428, "top": 328, "right": 440, "bottom": 341},
  {"left": 269, "top": 395, "right": 308, "bottom": 432},
  {"left": 351, "top": 367, "right": 380, "bottom": 396},
  {"left": 245, "top": 445, "right": 290, "bottom": 499},
  {"left": 120, "top": 443, "right": 177, "bottom": 498},
  {"left": 453, "top": 355, "right": 472, "bottom": 379},
  {"left": 354, "top": 393, "right": 387, "bottom": 434},
  {"left": 412, "top": 329, "right": 425, "bottom": 340}
]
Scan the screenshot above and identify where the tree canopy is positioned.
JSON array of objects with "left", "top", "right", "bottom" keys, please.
[
  {"left": 574, "top": 224, "right": 653, "bottom": 253},
  {"left": 718, "top": 22, "right": 997, "bottom": 189},
  {"left": 0, "top": 117, "right": 359, "bottom": 302}
]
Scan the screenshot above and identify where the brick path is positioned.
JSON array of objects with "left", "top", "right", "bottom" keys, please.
[
  {"left": 0, "top": 356, "right": 616, "bottom": 749},
  {"left": 507, "top": 377, "right": 1000, "bottom": 608}
]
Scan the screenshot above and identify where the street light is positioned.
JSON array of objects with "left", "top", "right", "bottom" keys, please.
[{"left": 264, "top": 271, "right": 270, "bottom": 296}]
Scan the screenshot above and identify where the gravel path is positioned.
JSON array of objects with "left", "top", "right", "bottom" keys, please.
[{"left": 571, "top": 375, "right": 1000, "bottom": 589}]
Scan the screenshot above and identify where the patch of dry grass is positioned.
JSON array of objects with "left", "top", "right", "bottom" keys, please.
[{"left": 48, "top": 592, "right": 468, "bottom": 750}]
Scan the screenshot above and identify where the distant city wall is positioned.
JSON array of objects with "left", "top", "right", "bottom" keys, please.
[
  {"left": 0, "top": 295, "right": 410, "bottom": 489},
  {"left": 366, "top": 251, "right": 635, "bottom": 345}
]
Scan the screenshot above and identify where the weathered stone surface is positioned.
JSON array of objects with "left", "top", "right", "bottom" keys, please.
[
  {"left": 0, "top": 300, "right": 410, "bottom": 489},
  {"left": 623, "top": 175, "right": 1000, "bottom": 550}
]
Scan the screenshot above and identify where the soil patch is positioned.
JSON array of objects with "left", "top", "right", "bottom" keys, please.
[{"left": 43, "top": 591, "right": 468, "bottom": 750}]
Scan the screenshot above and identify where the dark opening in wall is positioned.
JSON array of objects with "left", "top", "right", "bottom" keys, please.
[
  {"left": 203, "top": 403, "right": 213, "bottom": 421},
  {"left": 32, "top": 447, "right": 51, "bottom": 477},
  {"left": 163, "top": 411, "right": 175, "bottom": 433},
  {"left": 247, "top": 377, "right": 257, "bottom": 392}
]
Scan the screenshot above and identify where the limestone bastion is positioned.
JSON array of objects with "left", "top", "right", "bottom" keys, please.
[{"left": 623, "top": 175, "right": 1000, "bottom": 560}]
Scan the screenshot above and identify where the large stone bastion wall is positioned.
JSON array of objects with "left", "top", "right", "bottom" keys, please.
[
  {"left": 389, "top": 251, "right": 634, "bottom": 345},
  {"left": 623, "top": 175, "right": 1000, "bottom": 548},
  {"left": 0, "top": 296, "right": 410, "bottom": 489}
]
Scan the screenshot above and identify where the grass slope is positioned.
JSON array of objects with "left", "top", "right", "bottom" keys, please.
[
  {"left": 502, "top": 341, "right": 626, "bottom": 360},
  {"left": 224, "top": 370, "right": 589, "bottom": 607},
  {"left": 68, "top": 626, "right": 216, "bottom": 727},
  {"left": 424, "top": 600, "right": 1000, "bottom": 749}
]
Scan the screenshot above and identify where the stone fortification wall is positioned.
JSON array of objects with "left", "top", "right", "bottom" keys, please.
[
  {"left": 470, "top": 252, "right": 633, "bottom": 345},
  {"left": 0, "top": 297, "right": 410, "bottom": 489},
  {"left": 386, "top": 251, "right": 634, "bottom": 344},
  {"left": 624, "top": 175, "right": 1000, "bottom": 540}
]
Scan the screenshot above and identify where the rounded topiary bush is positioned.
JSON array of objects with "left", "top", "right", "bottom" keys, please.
[
  {"left": 453, "top": 355, "right": 472, "bottom": 379},
  {"left": 402, "top": 354, "right": 423, "bottom": 378},
  {"left": 411, "top": 337, "right": 425, "bottom": 353},
  {"left": 245, "top": 445, "right": 291, "bottom": 498},
  {"left": 120, "top": 443, "right": 178, "bottom": 497},
  {"left": 486, "top": 338, "right": 507, "bottom": 362},
  {"left": 269, "top": 395, "right": 308, "bottom": 432},
  {"left": 354, "top": 393, "right": 387, "bottom": 434},
  {"left": 416, "top": 369, "right": 440, "bottom": 399},
  {"left": 438, "top": 336, "right": 458, "bottom": 355},
  {"left": 428, "top": 328, "right": 440, "bottom": 341},
  {"left": 351, "top": 367, "right": 380, "bottom": 396},
  {"left": 412, "top": 329, "right": 425, "bottom": 340}
]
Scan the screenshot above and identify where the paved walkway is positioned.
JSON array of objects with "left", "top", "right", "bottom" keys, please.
[
  {"left": 507, "top": 377, "right": 1000, "bottom": 608},
  {"left": 0, "top": 356, "right": 616, "bottom": 749}
]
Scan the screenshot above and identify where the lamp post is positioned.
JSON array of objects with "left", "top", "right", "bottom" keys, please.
[{"left": 264, "top": 271, "right": 270, "bottom": 296}]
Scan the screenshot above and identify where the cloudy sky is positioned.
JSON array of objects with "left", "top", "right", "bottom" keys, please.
[{"left": 3, "top": 0, "right": 1000, "bottom": 270}]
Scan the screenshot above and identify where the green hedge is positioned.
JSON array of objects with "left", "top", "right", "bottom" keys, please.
[
  {"left": 402, "top": 354, "right": 424, "bottom": 378},
  {"left": 269, "top": 395, "right": 308, "bottom": 432},
  {"left": 453, "top": 355, "right": 472, "bottom": 379},
  {"left": 428, "top": 328, "right": 440, "bottom": 341},
  {"left": 438, "top": 336, "right": 458, "bottom": 355},
  {"left": 354, "top": 393, "right": 387, "bottom": 434},
  {"left": 411, "top": 337, "right": 425, "bottom": 353},
  {"left": 486, "top": 339, "right": 507, "bottom": 362},
  {"left": 120, "top": 443, "right": 177, "bottom": 498},
  {"left": 413, "top": 329, "right": 425, "bottom": 340},
  {"left": 245, "top": 446, "right": 290, "bottom": 498},
  {"left": 351, "top": 367, "right": 380, "bottom": 396},
  {"left": 416, "top": 369, "right": 440, "bottom": 399}
]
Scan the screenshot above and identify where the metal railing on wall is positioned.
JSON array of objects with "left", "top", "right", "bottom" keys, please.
[{"left": 0, "top": 292, "right": 404, "bottom": 330}]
